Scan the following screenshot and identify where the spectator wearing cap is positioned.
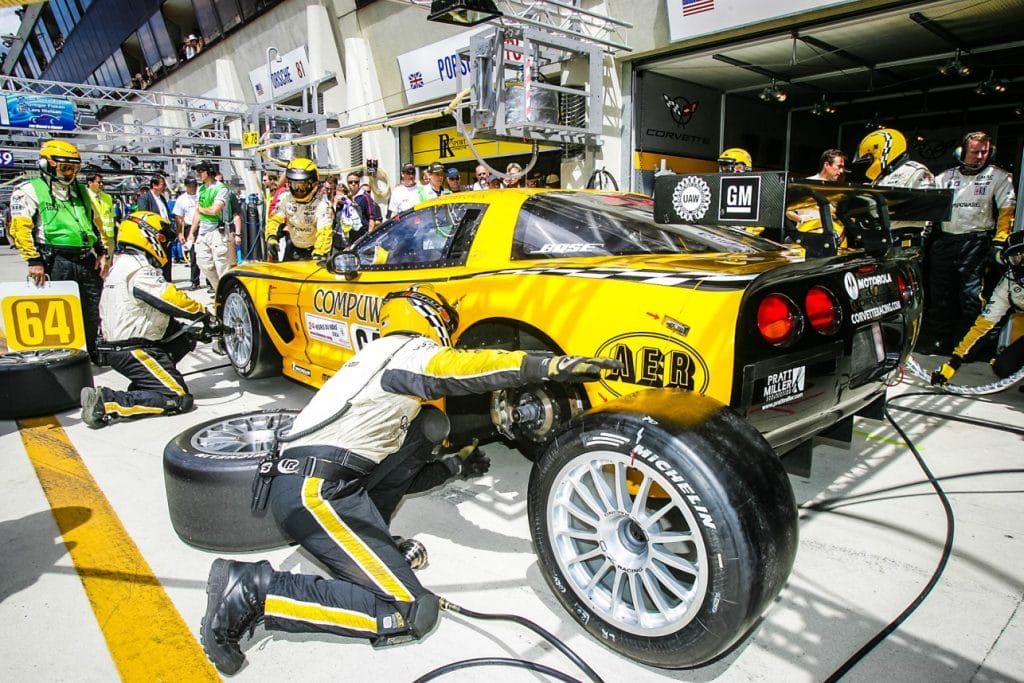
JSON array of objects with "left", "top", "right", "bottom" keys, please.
[
  {"left": 526, "top": 171, "right": 543, "bottom": 188},
  {"left": 182, "top": 34, "right": 199, "bottom": 61},
  {"left": 546, "top": 174, "right": 561, "bottom": 189},
  {"left": 445, "top": 168, "right": 462, "bottom": 193},
  {"left": 173, "top": 177, "right": 201, "bottom": 288},
  {"left": 504, "top": 162, "right": 523, "bottom": 188},
  {"left": 471, "top": 164, "right": 490, "bottom": 191},
  {"left": 421, "top": 161, "right": 449, "bottom": 200},
  {"left": 387, "top": 163, "right": 426, "bottom": 218},
  {"left": 187, "top": 161, "right": 230, "bottom": 291},
  {"left": 487, "top": 173, "right": 502, "bottom": 190}
]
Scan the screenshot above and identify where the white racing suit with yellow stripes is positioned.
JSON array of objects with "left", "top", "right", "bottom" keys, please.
[
  {"left": 265, "top": 192, "right": 334, "bottom": 261},
  {"left": 263, "top": 333, "right": 546, "bottom": 644},
  {"left": 951, "top": 272, "right": 1024, "bottom": 377},
  {"left": 96, "top": 250, "right": 207, "bottom": 419}
]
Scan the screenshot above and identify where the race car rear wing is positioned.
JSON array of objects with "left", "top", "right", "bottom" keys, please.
[{"left": 653, "top": 172, "right": 952, "bottom": 257}]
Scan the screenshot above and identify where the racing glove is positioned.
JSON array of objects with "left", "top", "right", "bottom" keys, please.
[
  {"left": 930, "top": 356, "right": 962, "bottom": 386},
  {"left": 441, "top": 439, "right": 490, "bottom": 479},
  {"left": 538, "top": 355, "right": 623, "bottom": 383}
]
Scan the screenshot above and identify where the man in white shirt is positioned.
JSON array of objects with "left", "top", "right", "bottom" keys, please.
[
  {"left": 173, "top": 177, "right": 201, "bottom": 289},
  {"left": 387, "top": 163, "right": 424, "bottom": 218}
]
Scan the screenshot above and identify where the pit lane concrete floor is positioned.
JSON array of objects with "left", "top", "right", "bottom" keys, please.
[{"left": 1, "top": 248, "right": 1022, "bottom": 682}]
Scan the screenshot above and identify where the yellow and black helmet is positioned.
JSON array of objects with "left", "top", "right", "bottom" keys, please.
[
  {"left": 286, "top": 157, "right": 319, "bottom": 202},
  {"left": 378, "top": 285, "right": 459, "bottom": 347},
  {"left": 39, "top": 140, "right": 82, "bottom": 185},
  {"left": 117, "top": 211, "right": 173, "bottom": 268},
  {"left": 718, "top": 147, "right": 752, "bottom": 173},
  {"left": 853, "top": 128, "right": 908, "bottom": 182}
]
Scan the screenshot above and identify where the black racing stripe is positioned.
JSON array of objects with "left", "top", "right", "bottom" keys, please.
[{"left": 229, "top": 265, "right": 752, "bottom": 292}]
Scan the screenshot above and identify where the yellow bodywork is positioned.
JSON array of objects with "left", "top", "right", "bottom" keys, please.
[{"left": 220, "top": 190, "right": 799, "bottom": 409}]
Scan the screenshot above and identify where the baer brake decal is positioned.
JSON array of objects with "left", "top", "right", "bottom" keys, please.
[{"left": 596, "top": 332, "right": 710, "bottom": 397}]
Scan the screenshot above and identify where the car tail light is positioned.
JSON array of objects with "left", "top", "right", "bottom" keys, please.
[
  {"left": 805, "top": 286, "right": 841, "bottom": 335},
  {"left": 896, "top": 272, "right": 912, "bottom": 304},
  {"left": 757, "top": 294, "right": 802, "bottom": 346}
]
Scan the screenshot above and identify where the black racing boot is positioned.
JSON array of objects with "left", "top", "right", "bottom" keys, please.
[
  {"left": 200, "top": 558, "right": 274, "bottom": 675},
  {"left": 80, "top": 387, "right": 107, "bottom": 428}
]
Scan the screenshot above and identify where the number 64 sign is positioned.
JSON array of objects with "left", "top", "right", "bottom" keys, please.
[{"left": 0, "top": 280, "right": 86, "bottom": 351}]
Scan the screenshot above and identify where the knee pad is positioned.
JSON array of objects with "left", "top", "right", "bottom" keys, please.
[{"left": 372, "top": 593, "right": 439, "bottom": 648}]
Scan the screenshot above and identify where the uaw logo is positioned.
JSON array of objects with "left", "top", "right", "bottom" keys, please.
[
  {"left": 672, "top": 176, "right": 712, "bottom": 222},
  {"left": 663, "top": 94, "right": 699, "bottom": 127}
]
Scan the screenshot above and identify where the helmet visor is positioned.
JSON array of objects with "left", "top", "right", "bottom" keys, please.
[
  {"left": 55, "top": 161, "right": 80, "bottom": 183},
  {"left": 289, "top": 179, "right": 315, "bottom": 199}
]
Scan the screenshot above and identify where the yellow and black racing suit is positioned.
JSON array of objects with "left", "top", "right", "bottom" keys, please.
[
  {"left": 96, "top": 249, "right": 207, "bottom": 418},
  {"left": 261, "top": 333, "right": 554, "bottom": 644}
]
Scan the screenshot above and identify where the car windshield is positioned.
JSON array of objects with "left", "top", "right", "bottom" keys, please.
[{"left": 512, "top": 193, "right": 781, "bottom": 259}]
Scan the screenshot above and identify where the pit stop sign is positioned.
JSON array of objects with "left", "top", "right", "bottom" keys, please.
[{"left": 0, "top": 280, "right": 86, "bottom": 351}]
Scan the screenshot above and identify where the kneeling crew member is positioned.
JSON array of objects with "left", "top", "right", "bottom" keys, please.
[
  {"left": 264, "top": 157, "right": 334, "bottom": 261},
  {"left": 200, "top": 285, "right": 622, "bottom": 675},
  {"left": 81, "top": 212, "right": 211, "bottom": 428},
  {"left": 932, "top": 230, "right": 1024, "bottom": 387}
]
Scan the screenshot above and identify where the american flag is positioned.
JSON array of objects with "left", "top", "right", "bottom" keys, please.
[
  {"left": 408, "top": 72, "right": 424, "bottom": 89},
  {"left": 682, "top": 0, "right": 714, "bottom": 16},
  {"left": 255, "top": 83, "right": 264, "bottom": 96}
]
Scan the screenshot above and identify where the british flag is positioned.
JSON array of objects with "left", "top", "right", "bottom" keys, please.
[
  {"left": 682, "top": 0, "right": 714, "bottom": 16},
  {"left": 408, "top": 72, "right": 424, "bottom": 89}
]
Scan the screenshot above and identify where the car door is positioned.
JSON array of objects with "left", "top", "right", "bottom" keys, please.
[{"left": 295, "top": 202, "right": 486, "bottom": 376}]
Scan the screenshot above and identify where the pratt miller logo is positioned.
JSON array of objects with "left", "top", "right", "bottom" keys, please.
[{"left": 663, "top": 94, "right": 699, "bottom": 127}]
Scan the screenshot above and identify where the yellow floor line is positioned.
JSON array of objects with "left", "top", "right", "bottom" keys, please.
[
  {"left": 854, "top": 428, "right": 915, "bottom": 448},
  {"left": 17, "top": 415, "right": 219, "bottom": 682}
]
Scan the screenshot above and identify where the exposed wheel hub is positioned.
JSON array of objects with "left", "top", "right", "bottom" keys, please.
[{"left": 598, "top": 512, "right": 649, "bottom": 572}]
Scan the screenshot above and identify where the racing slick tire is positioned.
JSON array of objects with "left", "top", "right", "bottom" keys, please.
[
  {"left": 163, "top": 410, "right": 297, "bottom": 551},
  {"left": 221, "top": 282, "right": 281, "bottom": 379},
  {"left": 528, "top": 388, "right": 799, "bottom": 669},
  {"left": 0, "top": 349, "right": 92, "bottom": 419}
]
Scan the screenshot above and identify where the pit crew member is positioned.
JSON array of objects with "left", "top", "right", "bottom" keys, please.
[
  {"left": 926, "top": 131, "right": 1016, "bottom": 353},
  {"left": 265, "top": 157, "right": 334, "bottom": 261},
  {"left": 200, "top": 285, "right": 622, "bottom": 675},
  {"left": 931, "top": 230, "right": 1024, "bottom": 388},
  {"left": 9, "top": 140, "right": 111, "bottom": 362},
  {"left": 80, "top": 212, "right": 211, "bottom": 428}
]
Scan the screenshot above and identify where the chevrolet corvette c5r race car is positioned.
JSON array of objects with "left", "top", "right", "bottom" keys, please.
[{"left": 179, "top": 173, "right": 945, "bottom": 669}]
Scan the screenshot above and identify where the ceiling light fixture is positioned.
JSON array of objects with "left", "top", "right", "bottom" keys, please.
[
  {"left": 975, "top": 70, "right": 1008, "bottom": 95},
  {"left": 427, "top": 0, "right": 503, "bottom": 26},
  {"left": 759, "top": 78, "right": 788, "bottom": 103},
  {"left": 938, "top": 48, "right": 972, "bottom": 77},
  {"left": 811, "top": 94, "right": 836, "bottom": 115}
]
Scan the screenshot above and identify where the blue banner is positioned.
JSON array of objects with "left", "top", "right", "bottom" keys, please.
[{"left": 1, "top": 95, "right": 77, "bottom": 131}]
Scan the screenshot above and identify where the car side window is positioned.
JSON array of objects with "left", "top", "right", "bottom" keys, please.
[{"left": 354, "top": 204, "right": 485, "bottom": 268}]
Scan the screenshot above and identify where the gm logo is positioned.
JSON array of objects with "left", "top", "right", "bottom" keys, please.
[{"left": 719, "top": 175, "right": 760, "bottom": 222}]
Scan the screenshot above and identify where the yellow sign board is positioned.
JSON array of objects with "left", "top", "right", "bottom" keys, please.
[
  {"left": 412, "top": 126, "right": 555, "bottom": 166},
  {"left": 1, "top": 293, "right": 86, "bottom": 351},
  {"left": 242, "top": 130, "right": 261, "bottom": 148}
]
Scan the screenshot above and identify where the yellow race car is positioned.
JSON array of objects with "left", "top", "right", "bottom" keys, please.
[{"left": 208, "top": 179, "right": 926, "bottom": 669}]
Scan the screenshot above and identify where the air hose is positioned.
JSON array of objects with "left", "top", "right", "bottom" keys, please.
[
  {"left": 412, "top": 598, "right": 605, "bottom": 683},
  {"left": 903, "top": 354, "right": 1024, "bottom": 395}
]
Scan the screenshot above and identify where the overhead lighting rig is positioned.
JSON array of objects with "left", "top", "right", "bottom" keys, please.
[
  {"left": 938, "top": 48, "right": 972, "bottom": 77},
  {"left": 975, "top": 70, "right": 1007, "bottom": 95},
  {"left": 759, "top": 79, "right": 787, "bottom": 103},
  {"left": 811, "top": 94, "right": 836, "bottom": 115},
  {"left": 427, "top": 0, "right": 502, "bottom": 26}
]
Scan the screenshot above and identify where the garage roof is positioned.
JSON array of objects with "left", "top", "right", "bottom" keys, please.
[{"left": 640, "top": 0, "right": 1024, "bottom": 122}]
